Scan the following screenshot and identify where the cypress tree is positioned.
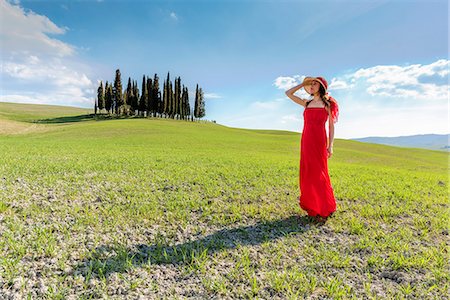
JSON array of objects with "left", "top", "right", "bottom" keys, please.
[
  {"left": 184, "top": 86, "right": 190, "bottom": 120},
  {"left": 139, "top": 75, "right": 147, "bottom": 116},
  {"left": 109, "top": 84, "right": 114, "bottom": 115},
  {"left": 145, "top": 77, "right": 153, "bottom": 117},
  {"left": 173, "top": 76, "right": 180, "bottom": 119},
  {"left": 194, "top": 84, "right": 199, "bottom": 119},
  {"left": 198, "top": 86, "right": 205, "bottom": 118},
  {"left": 152, "top": 74, "right": 160, "bottom": 117},
  {"left": 148, "top": 76, "right": 155, "bottom": 117},
  {"left": 105, "top": 81, "right": 112, "bottom": 114},
  {"left": 157, "top": 89, "right": 163, "bottom": 117},
  {"left": 194, "top": 84, "right": 206, "bottom": 120},
  {"left": 163, "top": 81, "right": 167, "bottom": 117},
  {"left": 129, "top": 80, "right": 134, "bottom": 114},
  {"left": 168, "top": 73, "right": 171, "bottom": 118},
  {"left": 114, "top": 69, "right": 123, "bottom": 115},
  {"left": 97, "top": 81, "right": 105, "bottom": 113},
  {"left": 132, "top": 80, "right": 139, "bottom": 115},
  {"left": 177, "top": 77, "right": 182, "bottom": 119},
  {"left": 169, "top": 80, "right": 174, "bottom": 118},
  {"left": 180, "top": 85, "right": 185, "bottom": 120},
  {"left": 180, "top": 85, "right": 186, "bottom": 120},
  {"left": 126, "top": 77, "right": 132, "bottom": 115},
  {"left": 173, "top": 76, "right": 178, "bottom": 119},
  {"left": 186, "top": 88, "right": 191, "bottom": 120},
  {"left": 163, "top": 72, "right": 170, "bottom": 118}
]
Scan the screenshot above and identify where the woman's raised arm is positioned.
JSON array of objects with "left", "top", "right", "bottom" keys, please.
[{"left": 285, "top": 83, "right": 308, "bottom": 107}]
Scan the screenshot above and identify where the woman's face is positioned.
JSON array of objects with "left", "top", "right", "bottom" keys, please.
[{"left": 309, "top": 80, "right": 320, "bottom": 95}]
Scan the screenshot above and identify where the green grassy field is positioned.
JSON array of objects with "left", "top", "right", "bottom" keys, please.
[{"left": 0, "top": 102, "right": 448, "bottom": 299}]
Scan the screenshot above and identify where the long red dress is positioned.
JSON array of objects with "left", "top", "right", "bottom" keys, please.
[{"left": 299, "top": 106, "right": 336, "bottom": 217}]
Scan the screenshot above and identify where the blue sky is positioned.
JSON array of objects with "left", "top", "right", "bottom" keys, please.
[{"left": 0, "top": 0, "right": 448, "bottom": 138}]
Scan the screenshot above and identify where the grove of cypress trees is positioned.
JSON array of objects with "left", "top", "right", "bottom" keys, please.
[{"left": 99, "top": 69, "right": 205, "bottom": 121}]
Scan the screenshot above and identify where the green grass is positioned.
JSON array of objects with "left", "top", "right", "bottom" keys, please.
[
  {"left": 0, "top": 102, "right": 448, "bottom": 299},
  {"left": 0, "top": 101, "right": 93, "bottom": 123}
]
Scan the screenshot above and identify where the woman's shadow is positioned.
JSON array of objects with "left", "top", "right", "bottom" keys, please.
[{"left": 73, "top": 215, "right": 325, "bottom": 278}]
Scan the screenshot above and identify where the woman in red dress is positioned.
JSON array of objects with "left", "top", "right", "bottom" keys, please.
[{"left": 285, "top": 76, "right": 339, "bottom": 220}]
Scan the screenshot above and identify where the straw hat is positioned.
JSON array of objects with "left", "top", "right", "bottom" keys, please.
[{"left": 302, "top": 76, "right": 328, "bottom": 95}]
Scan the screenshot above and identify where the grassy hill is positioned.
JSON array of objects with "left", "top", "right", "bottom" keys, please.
[
  {"left": 353, "top": 134, "right": 449, "bottom": 151},
  {"left": 0, "top": 102, "right": 448, "bottom": 299},
  {"left": 0, "top": 102, "right": 94, "bottom": 135},
  {"left": 0, "top": 102, "right": 93, "bottom": 122}
]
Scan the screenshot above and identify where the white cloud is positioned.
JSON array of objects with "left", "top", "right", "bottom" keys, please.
[
  {"left": 2, "top": 58, "right": 91, "bottom": 87},
  {"left": 273, "top": 75, "right": 305, "bottom": 90},
  {"left": 333, "top": 59, "right": 450, "bottom": 100},
  {"left": 325, "top": 59, "right": 449, "bottom": 138},
  {"left": 273, "top": 75, "right": 312, "bottom": 100},
  {"left": 0, "top": 0, "right": 95, "bottom": 108},
  {"left": 0, "top": 0, "right": 74, "bottom": 57},
  {"left": 329, "top": 78, "right": 351, "bottom": 90}
]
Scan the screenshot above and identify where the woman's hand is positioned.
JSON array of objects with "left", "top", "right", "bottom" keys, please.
[{"left": 327, "top": 146, "right": 333, "bottom": 158}]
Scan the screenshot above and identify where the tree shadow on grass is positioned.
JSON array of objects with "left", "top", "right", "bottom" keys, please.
[
  {"left": 73, "top": 215, "right": 327, "bottom": 278},
  {"left": 34, "top": 114, "right": 146, "bottom": 124},
  {"left": 33, "top": 114, "right": 96, "bottom": 124}
]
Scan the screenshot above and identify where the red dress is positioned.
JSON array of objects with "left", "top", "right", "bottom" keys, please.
[{"left": 299, "top": 106, "right": 336, "bottom": 217}]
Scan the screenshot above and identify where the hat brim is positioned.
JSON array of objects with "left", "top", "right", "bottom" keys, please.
[
  {"left": 302, "top": 77, "right": 315, "bottom": 94},
  {"left": 302, "top": 77, "right": 327, "bottom": 95}
]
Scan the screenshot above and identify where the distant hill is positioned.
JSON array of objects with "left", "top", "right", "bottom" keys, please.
[
  {"left": 0, "top": 101, "right": 93, "bottom": 123},
  {"left": 352, "top": 134, "right": 449, "bottom": 151}
]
